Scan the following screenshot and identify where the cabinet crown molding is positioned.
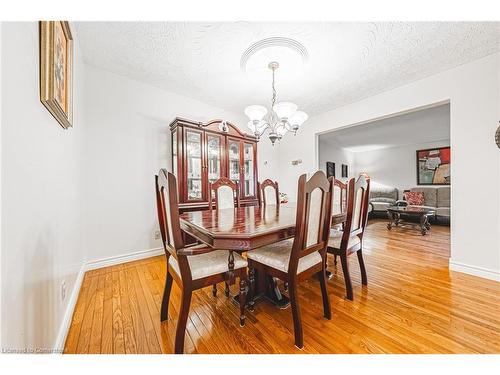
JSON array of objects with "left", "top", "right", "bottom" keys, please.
[{"left": 169, "top": 117, "right": 258, "bottom": 141}]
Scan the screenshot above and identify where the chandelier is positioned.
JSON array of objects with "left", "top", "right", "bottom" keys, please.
[{"left": 244, "top": 62, "right": 308, "bottom": 145}]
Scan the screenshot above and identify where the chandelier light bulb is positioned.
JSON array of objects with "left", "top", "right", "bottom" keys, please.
[
  {"left": 289, "top": 111, "right": 309, "bottom": 133},
  {"left": 274, "top": 102, "right": 298, "bottom": 121},
  {"left": 244, "top": 105, "right": 268, "bottom": 122}
]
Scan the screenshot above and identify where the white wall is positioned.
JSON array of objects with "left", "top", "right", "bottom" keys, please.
[
  {"left": 273, "top": 53, "right": 500, "bottom": 280},
  {"left": 352, "top": 140, "right": 450, "bottom": 198},
  {"left": 1, "top": 22, "right": 87, "bottom": 351},
  {"left": 82, "top": 64, "right": 275, "bottom": 263},
  {"left": 318, "top": 138, "right": 355, "bottom": 180}
]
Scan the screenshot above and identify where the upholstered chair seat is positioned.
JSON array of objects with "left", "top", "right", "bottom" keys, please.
[
  {"left": 169, "top": 246, "right": 248, "bottom": 280},
  {"left": 247, "top": 239, "right": 322, "bottom": 274},
  {"left": 328, "top": 230, "right": 360, "bottom": 249}
]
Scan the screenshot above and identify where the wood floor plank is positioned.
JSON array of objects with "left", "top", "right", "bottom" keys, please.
[
  {"left": 111, "top": 270, "right": 125, "bottom": 354},
  {"left": 118, "top": 268, "right": 138, "bottom": 354},
  {"left": 88, "top": 274, "right": 105, "bottom": 353},
  {"left": 123, "top": 267, "right": 149, "bottom": 353},
  {"left": 101, "top": 272, "right": 114, "bottom": 353},
  {"left": 65, "top": 219, "right": 500, "bottom": 354}
]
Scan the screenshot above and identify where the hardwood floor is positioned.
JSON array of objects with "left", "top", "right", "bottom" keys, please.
[{"left": 64, "top": 219, "right": 500, "bottom": 354}]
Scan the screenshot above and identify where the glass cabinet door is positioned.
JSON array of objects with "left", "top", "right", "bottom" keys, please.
[
  {"left": 185, "top": 130, "right": 203, "bottom": 201},
  {"left": 243, "top": 142, "right": 256, "bottom": 197},
  {"left": 172, "top": 129, "right": 178, "bottom": 177},
  {"left": 207, "top": 134, "right": 222, "bottom": 185},
  {"left": 228, "top": 139, "right": 241, "bottom": 185}
]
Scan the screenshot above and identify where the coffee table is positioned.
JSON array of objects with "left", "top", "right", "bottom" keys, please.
[{"left": 386, "top": 206, "right": 435, "bottom": 235}]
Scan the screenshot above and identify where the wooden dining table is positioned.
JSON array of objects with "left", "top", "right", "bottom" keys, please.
[{"left": 179, "top": 204, "right": 346, "bottom": 309}]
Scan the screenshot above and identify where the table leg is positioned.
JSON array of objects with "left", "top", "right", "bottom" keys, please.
[
  {"left": 387, "top": 211, "right": 394, "bottom": 230},
  {"left": 420, "top": 214, "right": 430, "bottom": 235}
]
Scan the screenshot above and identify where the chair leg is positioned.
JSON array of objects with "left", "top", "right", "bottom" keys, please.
[
  {"left": 357, "top": 249, "right": 368, "bottom": 285},
  {"left": 239, "top": 275, "right": 247, "bottom": 327},
  {"left": 289, "top": 280, "right": 303, "bottom": 349},
  {"left": 248, "top": 267, "right": 256, "bottom": 312},
  {"left": 174, "top": 289, "right": 192, "bottom": 354},
  {"left": 212, "top": 284, "right": 217, "bottom": 297},
  {"left": 160, "top": 271, "right": 173, "bottom": 322},
  {"left": 318, "top": 270, "right": 331, "bottom": 320},
  {"left": 340, "top": 253, "right": 354, "bottom": 301},
  {"left": 224, "top": 282, "right": 230, "bottom": 297}
]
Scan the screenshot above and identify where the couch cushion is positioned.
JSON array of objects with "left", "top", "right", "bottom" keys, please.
[
  {"left": 371, "top": 201, "right": 392, "bottom": 212},
  {"left": 247, "top": 239, "right": 322, "bottom": 274},
  {"left": 370, "top": 185, "right": 398, "bottom": 201},
  {"left": 411, "top": 187, "right": 438, "bottom": 207},
  {"left": 328, "top": 230, "right": 361, "bottom": 249},
  {"left": 169, "top": 249, "right": 247, "bottom": 280},
  {"left": 437, "top": 186, "right": 450, "bottom": 207},
  {"left": 435, "top": 207, "right": 450, "bottom": 217}
]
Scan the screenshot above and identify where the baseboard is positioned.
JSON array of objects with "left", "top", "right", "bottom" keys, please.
[
  {"left": 53, "top": 263, "right": 86, "bottom": 353},
  {"left": 85, "top": 247, "right": 164, "bottom": 271},
  {"left": 53, "top": 247, "right": 165, "bottom": 353},
  {"left": 449, "top": 260, "right": 500, "bottom": 282}
]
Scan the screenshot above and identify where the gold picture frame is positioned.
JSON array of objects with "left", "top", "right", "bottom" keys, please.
[{"left": 39, "top": 21, "right": 73, "bottom": 129}]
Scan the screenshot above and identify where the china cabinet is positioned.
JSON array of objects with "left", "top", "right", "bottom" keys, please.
[{"left": 170, "top": 117, "right": 259, "bottom": 212}]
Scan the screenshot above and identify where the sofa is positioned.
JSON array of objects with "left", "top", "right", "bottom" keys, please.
[
  {"left": 399, "top": 186, "right": 450, "bottom": 221},
  {"left": 369, "top": 185, "right": 399, "bottom": 216}
]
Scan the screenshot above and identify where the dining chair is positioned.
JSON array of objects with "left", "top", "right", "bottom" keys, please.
[
  {"left": 327, "top": 174, "right": 370, "bottom": 301},
  {"left": 155, "top": 170, "right": 248, "bottom": 354},
  {"left": 208, "top": 177, "right": 240, "bottom": 297},
  {"left": 247, "top": 171, "right": 333, "bottom": 349},
  {"left": 209, "top": 177, "right": 240, "bottom": 210},
  {"left": 259, "top": 179, "right": 280, "bottom": 207}
]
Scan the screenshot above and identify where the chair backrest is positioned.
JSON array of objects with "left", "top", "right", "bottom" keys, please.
[
  {"left": 259, "top": 179, "right": 280, "bottom": 207},
  {"left": 332, "top": 178, "right": 348, "bottom": 215},
  {"left": 155, "top": 169, "right": 185, "bottom": 257},
  {"left": 209, "top": 177, "right": 240, "bottom": 210},
  {"left": 342, "top": 174, "right": 371, "bottom": 243},
  {"left": 289, "top": 171, "right": 334, "bottom": 274}
]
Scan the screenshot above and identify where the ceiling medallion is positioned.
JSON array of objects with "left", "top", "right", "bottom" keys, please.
[
  {"left": 244, "top": 61, "right": 308, "bottom": 145},
  {"left": 240, "top": 37, "right": 309, "bottom": 72}
]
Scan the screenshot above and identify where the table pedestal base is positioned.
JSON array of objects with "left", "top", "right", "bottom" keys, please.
[{"left": 232, "top": 274, "right": 290, "bottom": 310}]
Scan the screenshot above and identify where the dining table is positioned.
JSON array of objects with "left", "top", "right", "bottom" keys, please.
[{"left": 179, "top": 204, "right": 346, "bottom": 309}]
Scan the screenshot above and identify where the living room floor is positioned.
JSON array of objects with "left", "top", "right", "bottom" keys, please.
[{"left": 64, "top": 219, "right": 500, "bottom": 354}]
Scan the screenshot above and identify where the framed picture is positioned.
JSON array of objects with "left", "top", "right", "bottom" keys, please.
[
  {"left": 326, "top": 162, "right": 335, "bottom": 178},
  {"left": 341, "top": 164, "right": 348, "bottom": 178},
  {"left": 416, "top": 146, "right": 451, "bottom": 185},
  {"left": 39, "top": 21, "right": 73, "bottom": 129}
]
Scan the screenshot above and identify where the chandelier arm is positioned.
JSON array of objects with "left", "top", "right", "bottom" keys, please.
[{"left": 271, "top": 67, "right": 276, "bottom": 109}]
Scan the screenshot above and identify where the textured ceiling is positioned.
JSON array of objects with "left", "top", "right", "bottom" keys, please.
[
  {"left": 319, "top": 103, "right": 450, "bottom": 152},
  {"left": 75, "top": 22, "right": 500, "bottom": 116}
]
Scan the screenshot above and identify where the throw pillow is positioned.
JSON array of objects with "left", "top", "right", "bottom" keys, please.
[{"left": 404, "top": 191, "right": 424, "bottom": 206}]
